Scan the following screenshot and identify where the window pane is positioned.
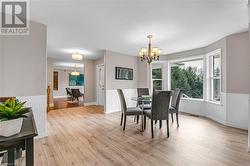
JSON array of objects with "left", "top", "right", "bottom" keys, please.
[
  {"left": 213, "top": 55, "right": 220, "bottom": 77},
  {"left": 171, "top": 59, "right": 203, "bottom": 99},
  {"left": 153, "top": 80, "right": 162, "bottom": 90},
  {"left": 152, "top": 68, "right": 162, "bottom": 79},
  {"left": 212, "top": 79, "right": 220, "bottom": 101}
]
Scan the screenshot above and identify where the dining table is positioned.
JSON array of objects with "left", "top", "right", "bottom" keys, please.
[{"left": 131, "top": 96, "right": 152, "bottom": 132}]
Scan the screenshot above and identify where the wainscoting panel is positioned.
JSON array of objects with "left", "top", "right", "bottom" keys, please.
[
  {"left": 106, "top": 89, "right": 137, "bottom": 113},
  {"left": 17, "top": 95, "right": 47, "bottom": 138}
]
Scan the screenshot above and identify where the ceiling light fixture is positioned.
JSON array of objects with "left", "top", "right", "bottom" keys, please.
[
  {"left": 139, "top": 35, "right": 161, "bottom": 64},
  {"left": 72, "top": 52, "right": 83, "bottom": 61}
]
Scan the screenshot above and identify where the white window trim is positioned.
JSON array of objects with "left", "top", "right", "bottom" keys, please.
[
  {"left": 151, "top": 65, "right": 163, "bottom": 90},
  {"left": 206, "top": 49, "right": 222, "bottom": 104},
  {"left": 168, "top": 55, "right": 205, "bottom": 100}
]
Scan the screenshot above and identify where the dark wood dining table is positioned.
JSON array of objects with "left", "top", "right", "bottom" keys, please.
[{"left": 0, "top": 110, "right": 38, "bottom": 166}]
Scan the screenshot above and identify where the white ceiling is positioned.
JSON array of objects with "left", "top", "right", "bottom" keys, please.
[{"left": 30, "top": 0, "right": 248, "bottom": 60}]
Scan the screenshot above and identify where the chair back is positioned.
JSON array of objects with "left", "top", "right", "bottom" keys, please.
[
  {"left": 117, "top": 89, "right": 127, "bottom": 113},
  {"left": 171, "top": 89, "right": 182, "bottom": 111},
  {"left": 137, "top": 88, "right": 150, "bottom": 105},
  {"left": 66, "top": 88, "right": 72, "bottom": 96},
  {"left": 71, "top": 89, "right": 81, "bottom": 98},
  {"left": 151, "top": 90, "right": 171, "bottom": 120}
]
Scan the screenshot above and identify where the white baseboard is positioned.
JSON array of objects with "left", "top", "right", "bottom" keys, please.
[
  {"left": 84, "top": 102, "right": 97, "bottom": 106},
  {"left": 105, "top": 109, "right": 120, "bottom": 114},
  {"left": 53, "top": 96, "right": 67, "bottom": 99},
  {"left": 36, "top": 131, "right": 47, "bottom": 139}
]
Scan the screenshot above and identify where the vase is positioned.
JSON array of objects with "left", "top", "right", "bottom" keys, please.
[{"left": 0, "top": 118, "right": 23, "bottom": 137}]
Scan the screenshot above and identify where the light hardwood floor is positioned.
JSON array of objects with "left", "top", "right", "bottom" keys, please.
[{"left": 33, "top": 106, "right": 250, "bottom": 166}]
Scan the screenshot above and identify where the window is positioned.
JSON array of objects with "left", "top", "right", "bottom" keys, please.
[
  {"left": 170, "top": 58, "right": 203, "bottom": 99},
  {"left": 53, "top": 71, "right": 58, "bottom": 91},
  {"left": 152, "top": 67, "right": 162, "bottom": 90},
  {"left": 208, "top": 50, "right": 221, "bottom": 102}
]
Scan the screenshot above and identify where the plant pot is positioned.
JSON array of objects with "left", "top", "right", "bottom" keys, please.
[{"left": 0, "top": 118, "right": 23, "bottom": 137}]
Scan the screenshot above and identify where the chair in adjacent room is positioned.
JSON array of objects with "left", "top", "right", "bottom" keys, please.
[
  {"left": 65, "top": 88, "right": 73, "bottom": 100},
  {"left": 169, "top": 88, "right": 182, "bottom": 127},
  {"left": 117, "top": 89, "right": 143, "bottom": 131},
  {"left": 144, "top": 90, "right": 171, "bottom": 138},
  {"left": 71, "top": 89, "right": 84, "bottom": 102}
]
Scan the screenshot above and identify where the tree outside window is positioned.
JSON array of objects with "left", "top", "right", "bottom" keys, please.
[
  {"left": 152, "top": 68, "right": 162, "bottom": 90},
  {"left": 171, "top": 59, "right": 203, "bottom": 99}
]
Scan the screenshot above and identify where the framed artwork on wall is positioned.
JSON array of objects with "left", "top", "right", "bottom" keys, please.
[{"left": 115, "top": 67, "right": 133, "bottom": 80}]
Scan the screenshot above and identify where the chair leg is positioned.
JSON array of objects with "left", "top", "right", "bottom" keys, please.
[
  {"left": 137, "top": 115, "right": 139, "bottom": 124},
  {"left": 120, "top": 113, "right": 123, "bottom": 126},
  {"left": 151, "top": 119, "right": 154, "bottom": 138},
  {"left": 176, "top": 113, "right": 179, "bottom": 127},
  {"left": 144, "top": 115, "right": 146, "bottom": 130},
  {"left": 123, "top": 115, "right": 127, "bottom": 131},
  {"left": 159, "top": 120, "right": 162, "bottom": 129},
  {"left": 166, "top": 120, "right": 169, "bottom": 138},
  {"left": 171, "top": 113, "right": 174, "bottom": 123}
]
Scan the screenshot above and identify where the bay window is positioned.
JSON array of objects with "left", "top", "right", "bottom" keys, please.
[{"left": 208, "top": 50, "right": 221, "bottom": 102}]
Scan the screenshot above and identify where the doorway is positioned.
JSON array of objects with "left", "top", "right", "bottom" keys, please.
[{"left": 96, "top": 64, "right": 105, "bottom": 106}]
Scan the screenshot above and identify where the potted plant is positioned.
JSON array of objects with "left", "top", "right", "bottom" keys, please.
[{"left": 0, "top": 98, "right": 30, "bottom": 137}]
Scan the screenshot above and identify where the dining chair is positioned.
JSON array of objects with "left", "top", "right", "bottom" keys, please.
[
  {"left": 117, "top": 89, "right": 143, "bottom": 131},
  {"left": 71, "top": 89, "right": 84, "bottom": 102},
  {"left": 169, "top": 89, "right": 182, "bottom": 127},
  {"left": 144, "top": 90, "right": 171, "bottom": 138},
  {"left": 135, "top": 88, "right": 151, "bottom": 123}
]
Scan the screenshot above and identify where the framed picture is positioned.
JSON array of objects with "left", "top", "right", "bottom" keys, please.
[
  {"left": 115, "top": 67, "right": 133, "bottom": 80},
  {"left": 69, "top": 74, "right": 84, "bottom": 86}
]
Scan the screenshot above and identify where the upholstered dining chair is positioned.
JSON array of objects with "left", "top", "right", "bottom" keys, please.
[
  {"left": 144, "top": 90, "right": 171, "bottom": 138},
  {"left": 135, "top": 88, "right": 151, "bottom": 123},
  {"left": 169, "top": 89, "right": 182, "bottom": 127},
  {"left": 117, "top": 89, "right": 143, "bottom": 131}
]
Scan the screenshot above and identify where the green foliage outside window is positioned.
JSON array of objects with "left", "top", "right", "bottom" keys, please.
[{"left": 171, "top": 66, "right": 203, "bottom": 99}]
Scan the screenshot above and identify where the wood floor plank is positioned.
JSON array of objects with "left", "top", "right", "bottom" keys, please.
[{"left": 29, "top": 106, "right": 250, "bottom": 165}]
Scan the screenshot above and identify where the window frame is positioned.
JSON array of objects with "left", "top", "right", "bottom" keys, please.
[
  {"left": 151, "top": 66, "right": 163, "bottom": 90},
  {"left": 206, "top": 49, "right": 222, "bottom": 103},
  {"left": 168, "top": 55, "right": 205, "bottom": 100}
]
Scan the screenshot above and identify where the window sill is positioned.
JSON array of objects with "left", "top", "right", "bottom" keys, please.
[
  {"left": 180, "top": 98, "right": 222, "bottom": 106},
  {"left": 207, "top": 100, "right": 222, "bottom": 106},
  {"left": 181, "top": 98, "right": 204, "bottom": 101}
]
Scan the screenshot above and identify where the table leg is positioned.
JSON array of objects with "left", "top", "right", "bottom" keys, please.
[
  {"left": 141, "top": 102, "right": 144, "bottom": 131},
  {"left": 7, "top": 147, "right": 15, "bottom": 166},
  {"left": 25, "top": 138, "right": 34, "bottom": 166}
]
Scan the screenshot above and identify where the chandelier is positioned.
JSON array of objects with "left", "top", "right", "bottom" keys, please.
[{"left": 139, "top": 35, "right": 161, "bottom": 64}]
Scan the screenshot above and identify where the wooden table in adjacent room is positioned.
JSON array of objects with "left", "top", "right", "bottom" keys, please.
[{"left": 0, "top": 111, "right": 38, "bottom": 166}]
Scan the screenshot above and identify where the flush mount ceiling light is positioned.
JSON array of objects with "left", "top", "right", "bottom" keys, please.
[
  {"left": 139, "top": 35, "right": 161, "bottom": 64},
  {"left": 72, "top": 52, "right": 83, "bottom": 61},
  {"left": 71, "top": 64, "right": 80, "bottom": 76}
]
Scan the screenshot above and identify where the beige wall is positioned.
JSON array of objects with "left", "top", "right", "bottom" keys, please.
[
  {"left": 226, "top": 31, "right": 249, "bottom": 94},
  {"left": 0, "top": 21, "right": 47, "bottom": 96},
  {"left": 105, "top": 50, "right": 139, "bottom": 90},
  {"left": 0, "top": 37, "right": 3, "bottom": 95},
  {"left": 160, "top": 47, "right": 206, "bottom": 61},
  {"left": 84, "top": 59, "right": 96, "bottom": 103},
  {"left": 137, "top": 59, "right": 150, "bottom": 88}
]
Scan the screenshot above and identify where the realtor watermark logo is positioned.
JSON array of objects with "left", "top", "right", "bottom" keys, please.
[{"left": 0, "top": 0, "right": 29, "bottom": 35}]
